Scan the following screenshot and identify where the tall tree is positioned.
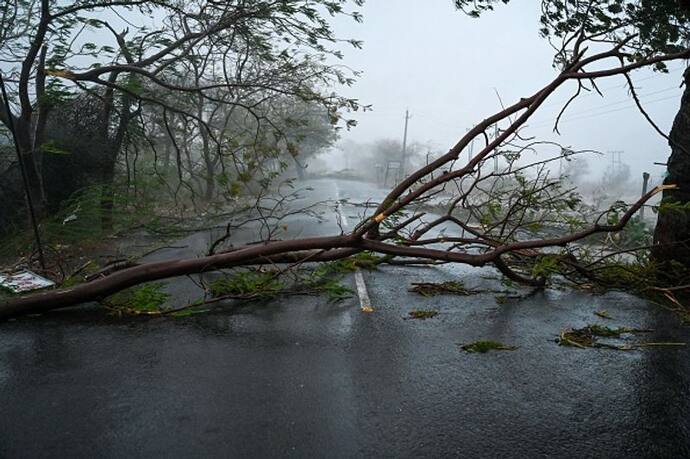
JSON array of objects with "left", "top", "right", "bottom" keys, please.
[
  {"left": 0, "top": 0, "right": 365, "bottom": 218},
  {"left": 6, "top": 12, "right": 690, "bottom": 317},
  {"left": 454, "top": 0, "right": 690, "bottom": 267}
]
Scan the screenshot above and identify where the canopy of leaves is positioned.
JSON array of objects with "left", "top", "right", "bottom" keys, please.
[
  {"left": 454, "top": 0, "right": 690, "bottom": 70},
  {"left": 0, "top": 0, "right": 365, "bottom": 221}
]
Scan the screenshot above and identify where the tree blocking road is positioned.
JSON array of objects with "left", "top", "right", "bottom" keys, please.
[
  {"left": 2, "top": 22, "right": 688, "bottom": 319},
  {"left": 454, "top": 0, "right": 690, "bottom": 271}
]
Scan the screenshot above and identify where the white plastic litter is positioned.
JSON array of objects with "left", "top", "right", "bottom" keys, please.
[{"left": 62, "top": 213, "right": 78, "bottom": 224}]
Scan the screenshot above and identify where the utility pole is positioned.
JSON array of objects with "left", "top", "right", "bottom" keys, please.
[
  {"left": 466, "top": 127, "right": 474, "bottom": 164},
  {"left": 608, "top": 150, "right": 624, "bottom": 174},
  {"left": 0, "top": 73, "right": 46, "bottom": 269},
  {"left": 641, "top": 172, "right": 650, "bottom": 220},
  {"left": 399, "top": 109, "right": 411, "bottom": 180},
  {"left": 493, "top": 123, "right": 499, "bottom": 173}
]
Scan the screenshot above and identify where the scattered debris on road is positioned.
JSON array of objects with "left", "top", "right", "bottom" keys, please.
[
  {"left": 410, "top": 281, "right": 477, "bottom": 297},
  {"left": 104, "top": 282, "right": 170, "bottom": 316},
  {"left": 459, "top": 341, "right": 517, "bottom": 353},
  {"left": 495, "top": 294, "right": 508, "bottom": 304},
  {"left": 557, "top": 325, "right": 650, "bottom": 349},
  {"left": 556, "top": 324, "right": 685, "bottom": 350},
  {"left": 594, "top": 310, "right": 613, "bottom": 319},
  {"left": 406, "top": 309, "right": 439, "bottom": 320}
]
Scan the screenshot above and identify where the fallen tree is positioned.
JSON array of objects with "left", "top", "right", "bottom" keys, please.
[
  {"left": 2, "top": 24, "right": 689, "bottom": 319},
  {"left": 456, "top": 0, "right": 690, "bottom": 271}
]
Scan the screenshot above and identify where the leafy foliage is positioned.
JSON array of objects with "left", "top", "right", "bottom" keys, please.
[
  {"left": 106, "top": 282, "right": 170, "bottom": 314},
  {"left": 312, "top": 252, "right": 381, "bottom": 277},
  {"left": 199, "top": 254, "right": 374, "bottom": 304},
  {"left": 556, "top": 324, "right": 654, "bottom": 349},
  {"left": 208, "top": 271, "right": 284, "bottom": 300},
  {"left": 656, "top": 199, "right": 690, "bottom": 216},
  {"left": 304, "top": 254, "right": 382, "bottom": 302},
  {"left": 407, "top": 309, "right": 439, "bottom": 320},
  {"left": 454, "top": 0, "right": 690, "bottom": 69},
  {"left": 530, "top": 255, "right": 561, "bottom": 280},
  {"left": 0, "top": 183, "right": 160, "bottom": 256},
  {"left": 460, "top": 340, "right": 517, "bottom": 353},
  {"left": 410, "top": 281, "right": 476, "bottom": 297},
  {"left": 0, "top": 0, "right": 366, "bottom": 238}
]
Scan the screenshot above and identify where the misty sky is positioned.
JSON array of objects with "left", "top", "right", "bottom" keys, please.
[{"left": 327, "top": 0, "right": 686, "bottom": 185}]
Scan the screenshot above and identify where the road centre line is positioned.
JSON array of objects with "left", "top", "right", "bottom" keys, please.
[{"left": 334, "top": 184, "right": 374, "bottom": 313}]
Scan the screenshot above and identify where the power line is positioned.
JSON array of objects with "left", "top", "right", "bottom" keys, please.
[
  {"left": 529, "top": 93, "right": 679, "bottom": 129},
  {"left": 350, "top": 66, "right": 685, "bottom": 139},
  {"left": 361, "top": 65, "right": 684, "bottom": 118},
  {"left": 399, "top": 109, "right": 411, "bottom": 179},
  {"left": 538, "top": 64, "right": 684, "bottom": 110},
  {"left": 540, "top": 85, "right": 678, "bottom": 118},
  {"left": 394, "top": 84, "right": 680, "bottom": 133}
]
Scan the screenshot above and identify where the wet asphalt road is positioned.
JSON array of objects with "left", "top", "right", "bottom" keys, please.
[{"left": 1, "top": 179, "right": 690, "bottom": 458}]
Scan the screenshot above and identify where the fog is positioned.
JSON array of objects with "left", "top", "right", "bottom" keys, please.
[{"left": 318, "top": 0, "right": 683, "bottom": 191}]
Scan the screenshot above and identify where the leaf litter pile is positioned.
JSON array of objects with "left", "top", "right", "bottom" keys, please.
[
  {"left": 459, "top": 340, "right": 517, "bottom": 353},
  {"left": 593, "top": 310, "right": 613, "bottom": 320},
  {"left": 406, "top": 309, "right": 439, "bottom": 320},
  {"left": 410, "top": 281, "right": 478, "bottom": 297},
  {"left": 556, "top": 324, "right": 686, "bottom": 350},
  {"left": 403, "top": 281, "right": 686, "bottom": 354}
]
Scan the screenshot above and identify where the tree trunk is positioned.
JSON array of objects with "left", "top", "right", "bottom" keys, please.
[
  {"left": 100, "top": 159, "right": 116, "bottom": 231},
  {"left": 14, "top": 121, "right": 47, "bottom": 219},
  {"left": 200, "top": 128, "right": 215, "bottom": 202},
  {"left": 653, "top": 66, "right": 690, "bottom": 268},
  {"left": 293, "top": 155, "right": 306, "bottom": 180}
]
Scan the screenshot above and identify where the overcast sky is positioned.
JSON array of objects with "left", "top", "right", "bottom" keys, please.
[{"left": 326, "top": 0, "right": 685, "bottom": 184}]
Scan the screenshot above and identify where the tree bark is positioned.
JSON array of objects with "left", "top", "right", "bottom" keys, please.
[
  {"left": 100, "top": 160, "right": 116, "bottom": 231},
  {"left": 200, "top": 127, "right": 215, "bottom": 202},
  {"left": 293, "top": 155, "right": 306, "bottom": 180},
  {"left": 2, "top": 43, "right": 688, "bottom": 320},
  {"left": 0, "top": 236, "right": 358, "bottom": 319},
  {"left": 13, "top": 120, "right": 47, "bottom": 218},
  {"left": 653, "top": 66, "right": 690, "bottom": 267}
]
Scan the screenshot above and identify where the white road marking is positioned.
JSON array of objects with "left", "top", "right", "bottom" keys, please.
[
  {"left": 335, "top": 185, "right": 374, "bottom": 312},
  {"left": 353, "top": 269, "right": 373, "bottom": 312}
]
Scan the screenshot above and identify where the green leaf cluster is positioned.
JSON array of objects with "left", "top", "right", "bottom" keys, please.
[
  {"left": 208, "top": 271, "right": 284, "bottom": 300},
  {"left": 107, "top": 282, "right": 170, "bottom": 313},
  {"left": 454, "top": 0, "right": 690, "bottom": 68}
]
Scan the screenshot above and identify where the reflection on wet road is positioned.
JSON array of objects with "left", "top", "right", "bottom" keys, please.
[{"left": 1, "top": 179, "right": 689, "bottom": 457}]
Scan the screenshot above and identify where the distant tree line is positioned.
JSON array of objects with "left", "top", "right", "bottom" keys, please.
[{"left": 0, "top": 0, "right": 364, "bottom": 234}]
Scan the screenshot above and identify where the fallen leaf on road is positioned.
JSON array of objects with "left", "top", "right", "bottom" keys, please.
[
  {"left": 594, "top": 310, "right": 613, "bottom": 319},
  {"left": 459, "top": 341, "right": 517, "bottom": 353},
  {"left": 406, "top": 309, "right": 439, "bottom": 320},
  {"left": 410, "top": 281, "right": 477, "bottom": 297},
  {"left": 554, "top": 324, "right": 680, "bottom": 350}
]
